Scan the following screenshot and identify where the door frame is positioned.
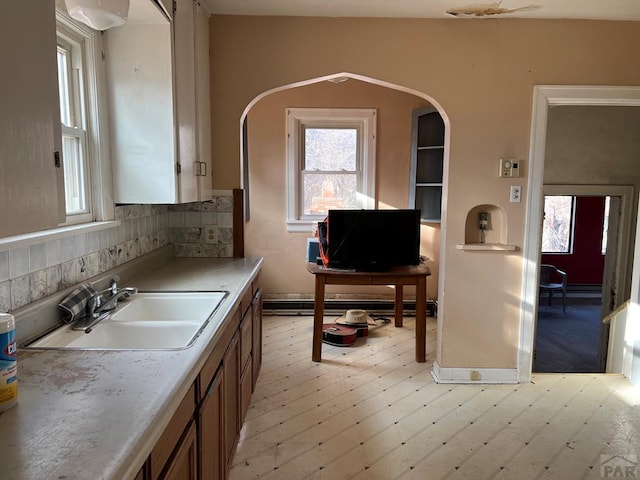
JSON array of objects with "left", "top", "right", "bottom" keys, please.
[{"left": 518, "top": 85, "right": 640, "bottom": 382}]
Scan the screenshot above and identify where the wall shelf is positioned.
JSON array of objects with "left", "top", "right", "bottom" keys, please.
[{"left": 409, "top": 108, "right": 445, "bottom": 223}]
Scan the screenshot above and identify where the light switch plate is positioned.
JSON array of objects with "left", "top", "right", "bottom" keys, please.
[{"left": 499, "top": 159, "right": 521, "bottom": 177}]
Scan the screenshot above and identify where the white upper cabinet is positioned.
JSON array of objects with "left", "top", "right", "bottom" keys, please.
[
  {"left": 0, "top": 1, "right": 65, "bottom": 237},
  {"left": 105, "top": 0, "right": 211, "bottom": 204}
]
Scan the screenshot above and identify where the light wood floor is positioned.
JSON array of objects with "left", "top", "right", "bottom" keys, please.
[{"left": 230, "top": 314, "right": 640, "bottom": 479}]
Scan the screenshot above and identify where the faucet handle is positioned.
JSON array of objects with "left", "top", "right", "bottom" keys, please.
[{"left": 109, "top": 276, "right": 120, "bottom": 295}]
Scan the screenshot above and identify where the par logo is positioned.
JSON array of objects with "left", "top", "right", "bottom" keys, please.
[{"left": 601, "top": 454, "right": 639, "bottom": 478}]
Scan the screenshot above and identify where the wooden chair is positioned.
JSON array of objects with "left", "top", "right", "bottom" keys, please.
[{"left": 539, "top": 264, "right": 568, "bottom": 313}]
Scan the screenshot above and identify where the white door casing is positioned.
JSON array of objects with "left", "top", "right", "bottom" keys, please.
[{"left": 519, "top": 86, "right": 640, "bottom": 382}]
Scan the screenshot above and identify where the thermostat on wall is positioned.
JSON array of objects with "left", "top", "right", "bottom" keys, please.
[{"left": 499, "top": 159, "right": 520, "bottom": 178}]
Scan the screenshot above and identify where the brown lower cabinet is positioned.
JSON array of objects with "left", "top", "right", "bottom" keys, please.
[
  {"left": 198, "top": 367, "right": 223, "bottom": 480},
  {"left": 137, "top": 274, "right": 263, "bottom": 480},
  {"left": 161, "top": 422, "right": 198, "bottom": 480},
  {"left": 222, "top": 332, "right": 240, "bottom": 470}
]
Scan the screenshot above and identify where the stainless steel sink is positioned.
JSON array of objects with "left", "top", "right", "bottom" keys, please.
[{"left": 24, "top": 291, "right": 229, "bottom": 350}]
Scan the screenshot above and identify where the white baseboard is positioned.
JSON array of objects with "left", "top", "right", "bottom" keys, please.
[{"left": 431, "top": 361, "right": 518, "bottom": 384}]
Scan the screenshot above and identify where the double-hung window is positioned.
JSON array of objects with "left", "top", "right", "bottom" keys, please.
[
  {"left": 286, "top": 108, "right": 376, "bottom": 232},
  {"left": 56, "top": 9, "right": 111, "bottom": 225},
  {"left": 57, "top": 35, "right": 89, "bottom": 219}
]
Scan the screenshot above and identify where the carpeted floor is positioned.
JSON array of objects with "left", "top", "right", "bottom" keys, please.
[{"left": 533, "top": 300, "right": 603, "bottom": 373}]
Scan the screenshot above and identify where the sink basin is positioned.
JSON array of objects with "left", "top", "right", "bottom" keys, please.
[{"left": 25, "top": 291, "right": 228, "bottom": 350}]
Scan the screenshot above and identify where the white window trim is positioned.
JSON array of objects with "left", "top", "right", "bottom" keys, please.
[
  {"left": 286, "top": 108, "right": 376, "bottom": 233},
  {"left": 56, "top": 8, "right": 114, "bottom": 225}
]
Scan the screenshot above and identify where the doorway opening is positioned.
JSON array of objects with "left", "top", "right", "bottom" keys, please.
[{"left": 534, "top": 192, "right": 624, "bottom": 373}]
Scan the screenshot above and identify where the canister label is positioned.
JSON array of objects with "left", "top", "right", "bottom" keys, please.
[{"left": 0, "top": 330, "right": 18, "bottom": 405}]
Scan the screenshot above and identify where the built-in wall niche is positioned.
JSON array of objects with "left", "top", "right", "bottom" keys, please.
[{"left": 457, "top": 204, "right": 516, "bottom": 251}]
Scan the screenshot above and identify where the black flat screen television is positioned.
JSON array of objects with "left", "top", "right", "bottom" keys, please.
[{"left": 327, "top": 209, "right": 421, "bottom": 271}]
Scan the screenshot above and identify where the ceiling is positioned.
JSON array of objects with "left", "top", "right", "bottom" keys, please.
[{"left": 202, "top": 0, "right": 640, "bottom": 22}]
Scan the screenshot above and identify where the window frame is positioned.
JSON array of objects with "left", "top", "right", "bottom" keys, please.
[
  {"left": 56, "top": 8, "right": 114, "bottom": 225},
  {"left": 286, "top": 108, "right": 376, "bottom": 232}
]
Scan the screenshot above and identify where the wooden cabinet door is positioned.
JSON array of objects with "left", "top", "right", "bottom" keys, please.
[
  {"left": 151, "top": 385, "right": 196, "bottom": 480},
  {"left": 223, "top": 332, "right": 240, "bottom": 472},
  {"left": 161, "top": 422, "right": 197, "bottom": 480},
  {"left": 239, "top": 361, "right": 253, "bottom": 425},
  {"left": 252, "top": 288, "right": 263, "bottom": 388},
  {"left": 199, "top": 369, "right": 224, "bottom": 480}
]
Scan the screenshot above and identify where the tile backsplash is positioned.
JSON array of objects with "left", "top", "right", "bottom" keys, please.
[
  {"left": 0, "top": 192, "right": 234, "bottom": 313},
  {"left": 169, "top": 195, "right": 234, "bottom": 257}
]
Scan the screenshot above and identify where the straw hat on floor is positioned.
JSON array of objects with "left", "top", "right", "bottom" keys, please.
[{"left": 335, "top": 309, "right": 375, "bottom": 326}]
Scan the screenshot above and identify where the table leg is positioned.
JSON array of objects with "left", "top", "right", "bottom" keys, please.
[
  {"left": 394, "top": 285, "right": 403, "bottom": 327},
  {"left": 415, "top": 276, "right": 427, "bottom": 363},
  {"left": 312, "top": 274, "right": 326, "bottom": 362}
]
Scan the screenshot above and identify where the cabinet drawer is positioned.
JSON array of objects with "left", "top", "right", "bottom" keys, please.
[
  {"left": 240, "top": 287, "right": 253, "bottom": 318},
  {"left": 151, "top": 383, "right": 196, "bottom": 480},
  {"left": 199, "top": 308, "right": 240, "bottom": 400}
]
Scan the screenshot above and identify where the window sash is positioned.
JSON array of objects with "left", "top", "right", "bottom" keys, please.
[
  {"left": 61, "top": 125, "right": 89, "bottom": 217},
  {"left": 286, "top": 108, "right": 376, "bottom": 231},
  {"left": 302, "top": 126, "right": 360, "bottom": 172}
]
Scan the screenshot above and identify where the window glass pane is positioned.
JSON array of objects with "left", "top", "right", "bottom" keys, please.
[
  {"left": 542, "top": 195, "right": 574, "bottom": 253},
  {"left": 302, "top": 173, "right": 358, "bottom": 216},
  {"left": 304, "top": 128, "right": 357, "bottom": 171},
  {"left": 62, "top": 133, "right": 87, "bottom": 214},
  {"left": 57, "top": 46, "right": 72, "bottom": 127}
]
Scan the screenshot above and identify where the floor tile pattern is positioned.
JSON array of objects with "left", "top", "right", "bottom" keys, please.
[{"left": 231, "top": 315, "right": 640, "bottom": 479}]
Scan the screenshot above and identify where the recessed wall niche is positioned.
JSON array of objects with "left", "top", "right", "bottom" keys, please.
[{"left": 457, "top": 204, "right": 516, "bottom": 251}]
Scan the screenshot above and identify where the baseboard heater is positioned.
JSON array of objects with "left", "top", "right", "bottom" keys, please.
[{"left": 263, "top": 299, "right": 437, "bottom": 317}]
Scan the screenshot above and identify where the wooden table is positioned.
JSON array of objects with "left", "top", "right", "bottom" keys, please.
[{"left": 306, "top": 262, "right": 431, "bottom": 363}]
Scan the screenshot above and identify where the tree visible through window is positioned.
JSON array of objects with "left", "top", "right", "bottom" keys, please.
[
  {"left": 302, "top": 127, "right": 359, "bottom": 215},
  {"left": 542, "top": 195, "right": 574, "bottom": 253}
]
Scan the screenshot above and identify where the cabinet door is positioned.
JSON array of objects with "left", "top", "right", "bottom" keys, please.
[
  {"left": 223, "top": 332, "right": 240, "bottom": 472},
  {"left": 174, "top": 0, "right": 198, "bottom": 203},
  {"left": 160, "top": 421, "right": 197, "bottom": 480},
  {"left": 104, "top": 2, "right": 177, "bottom": 204},
  {"left": 252, "top": 288, "right": 263, "bottom": 388},
  {"left": 199, "top": 369, "right": 224, "bottom": 480},
  {"left": 151, "top": 384, "right": 196, "bottom": 480},
  {"left": 194, "top": 0, "right": 211, "bottom": 199},
  {"left": 240, "top": 312, "right": 252, "bottom": 373},
  {"left": 173, "top": 0, "right": 211, "bottom": 202},
  {"left": 240, "top": 360, "right": 253, "bottom": 425},
  {"left": 0, "top": 0, "right": 64, "bottom": 236}
]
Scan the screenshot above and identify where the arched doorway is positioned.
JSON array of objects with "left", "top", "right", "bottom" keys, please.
[{"left": 238, "top": 73, "right": 449, "bottom": 358}]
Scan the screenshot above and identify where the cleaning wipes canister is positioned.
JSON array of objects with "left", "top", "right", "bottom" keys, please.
[{"left": 0, "top": 313, "right": 18, "bottom": 412}]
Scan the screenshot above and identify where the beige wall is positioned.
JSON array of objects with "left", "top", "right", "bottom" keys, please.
[
  {"left": 210, "top": 16, "right": 640, "bottom": 370},
  {"left": 245, "top": 79, "right": 438, "bottom": 299},
  {"left": 545, "top": 106, "right": 640, "bottom": 186}
]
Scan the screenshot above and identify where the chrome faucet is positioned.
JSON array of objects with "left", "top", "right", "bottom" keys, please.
[{"left": 72, "top": 278, "right": 138, "bottom": 332}]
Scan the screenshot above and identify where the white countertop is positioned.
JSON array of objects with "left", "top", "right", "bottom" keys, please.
[{"left": 0, "top": 256, "right": 263, "bottom": 480}]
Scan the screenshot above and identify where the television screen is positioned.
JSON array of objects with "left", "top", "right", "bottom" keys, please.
[{"left": 327, "top": 209, "right": 421, "bottom": 271}]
